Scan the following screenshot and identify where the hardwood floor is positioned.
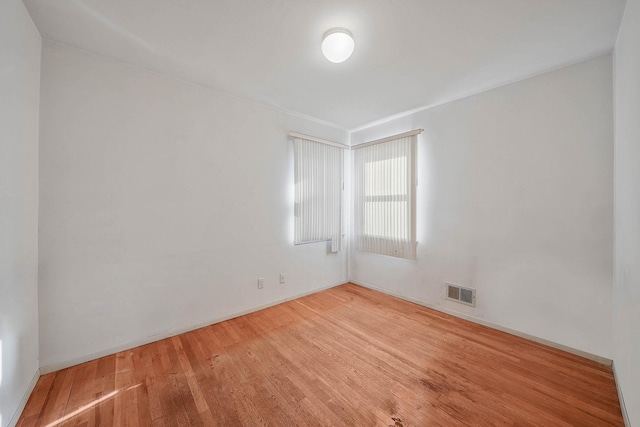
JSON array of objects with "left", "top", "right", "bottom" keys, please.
[{"left": 18, "top": 283, "right": 623, "bottom": 426}]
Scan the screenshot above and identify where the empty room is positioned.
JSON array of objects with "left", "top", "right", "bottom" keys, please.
[{"left": 2, "top": 0, "right": 639, "bottom": 425}]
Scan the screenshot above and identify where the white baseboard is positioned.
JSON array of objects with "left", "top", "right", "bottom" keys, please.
[
  {"left": 612, "top": 361, "right": 631, "bottom": 426},
  {"left": 350, "top": 279, "right": 612, "bottom": 366},
  {"left": 8, "top": 368, "right": 40, "bottom": 427},
  {"left": 40, "top": 280, "right": 345, "bottom": 374}
]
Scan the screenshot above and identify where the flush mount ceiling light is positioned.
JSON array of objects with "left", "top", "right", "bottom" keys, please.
[{"left": 321, "top": 28, "right": 355, "bottom": 63}]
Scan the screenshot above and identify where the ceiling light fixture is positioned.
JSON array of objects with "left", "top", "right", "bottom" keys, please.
[{"left": 321, "top": 28, "right": 355, "bottom": 63}]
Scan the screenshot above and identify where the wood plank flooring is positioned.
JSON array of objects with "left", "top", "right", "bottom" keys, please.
[{"left": 17, "top": 283, "right": 624, "bottom": 426}]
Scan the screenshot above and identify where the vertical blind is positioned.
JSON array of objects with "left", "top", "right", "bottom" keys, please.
[
  {"left": 353, "top": 134, "right": 417, "bottom": 259},
  {"left": 294, "top": 137, "right": 343, "bottom": 252}
]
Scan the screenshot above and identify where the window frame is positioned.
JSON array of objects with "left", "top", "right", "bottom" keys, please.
[
  {"left": 353, "top": 132, "right": 418, "bottom": 259},
  {"left": 292, "top": 135, "right": 346, "bottom": 252}
]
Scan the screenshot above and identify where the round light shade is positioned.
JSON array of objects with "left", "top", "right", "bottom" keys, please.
[{"left": 321, "top": 28, "right": 354, "bottom": 63}]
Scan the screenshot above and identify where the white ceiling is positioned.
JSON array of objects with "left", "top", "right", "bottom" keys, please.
[{"left": 24, "top": 0, "right": 626, "bottom": 130}]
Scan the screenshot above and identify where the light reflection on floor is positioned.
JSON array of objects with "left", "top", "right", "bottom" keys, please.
[{"left": 43, "top": 384, "right": 140, "bottom": 427}]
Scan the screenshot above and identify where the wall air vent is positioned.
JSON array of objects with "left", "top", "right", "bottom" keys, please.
[{"left": 446, "top": 283, "right": 476, "bottom": 307}]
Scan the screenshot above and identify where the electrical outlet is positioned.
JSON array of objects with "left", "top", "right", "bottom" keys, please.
[
  {"left": 280, "top": 273, "right": 286, "bottom": 284},
  {"left": 257, "top": 277, "right": 264, "bottom": 289}
]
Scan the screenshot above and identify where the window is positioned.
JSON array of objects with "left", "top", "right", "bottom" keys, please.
[
  {"left": 293, "top": 136, "right": 344, "bottom": 252},
  {"left": 353, "top": 132, "right": 418, "bottom": 259}
]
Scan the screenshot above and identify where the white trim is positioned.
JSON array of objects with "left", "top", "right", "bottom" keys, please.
[
  {"left": 35, "top": 279, "right": 617, "bottom": 394},
  {"left": 348, "top": 51, "right": 613, "bottom": 133},
  {"left": 350, "top": 279, "right": 613, "bottom": 366},
  {"left": 8, "top": 368, "right": 40, "bottom": 427},
  {"left": 44, "top": 40, "right": 349, "bottom": 133},
  {"left": 39, "top": 281, "right": 346, "bottom": 374},
  {"left": 614, "top": 0, "right": 630, "bottom": 48},
  {"left": 612, "top": 361, "right": 631, "bottom": 427},
  {"left": 288, "top": 131, "right": 350, "bottom": 149},
  {"left": 44, "top": 40, "right": 613, "bottom": 135},
  {"left": 351, "top": 129, "right": 424, "bottom": 149}
]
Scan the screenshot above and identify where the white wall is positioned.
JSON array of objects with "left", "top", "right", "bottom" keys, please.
[
  {"left": 0, "top": 1, "right": 41, "bottom": 426},
  {"left": 351, "top": 55, "right": 614, "bottom": 358},
  {"left": 38, "top": 41, "right": 348, "bottom": 370},
  {"left": 614, "top": 0, "right": 640, "bottom": 423}
]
